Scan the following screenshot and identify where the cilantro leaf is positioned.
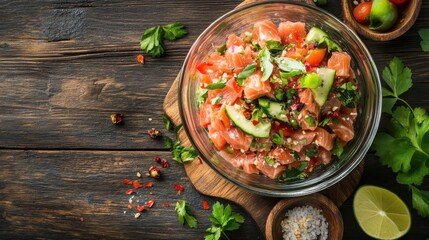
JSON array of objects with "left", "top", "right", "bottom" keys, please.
[
  {"left": 410, "top": 185, "right": 429, "bottom": 218},
  {"left": 167, "top": 139, "right": 198, "bottom": 163},
  {"left": 140, "top": 22, "right": 187, "bottom": 57},
  {"left": 162, "top": 22, "right": 187, "bottom": 41},
  {"left": 418, "top": 28, "right": 429, "bottom": 52},
  {"left": 205, "top": 201, "right": 244, "bottom": 240},
  {"left": 272, "top": 131, "right": 284, "bottom": 145},
  {"left": 196, "top": 88, "right": 208, "bottom": 107},
  {"left": 175, "top": 200, "right": 198, "bottom": 229},
  {"left": 140, "top": 26, "right": 165, "bottom": 57},
  {"left": 381, "top": 57, "right": 412, "bottom": 113},
  {"left": 236, "top": 63, "right": 256, "bottom": 85},
  {"left": 258, "top": 46, "right": 273, "bottom": 81},
  {"left": 397, "top": 151, "right": 429, "bottom": 185},
  {"left": 265, "top": 40, "right": 283, "bottom": 53}
]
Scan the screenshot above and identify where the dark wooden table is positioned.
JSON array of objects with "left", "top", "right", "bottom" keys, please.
[{"left": 1, "top": 0, "right": 428, "bottom": 239}]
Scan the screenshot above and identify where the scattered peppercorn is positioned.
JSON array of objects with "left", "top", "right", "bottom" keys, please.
[
  {"left": 146, "top": 199, "right": 155, "bottom": 208},
  {"left": 154, "top": 156, "right": 161, "bottom": 163},
  {"left": 123, "top": 179, "right": 133, "bottom": 185},
  {"left": 146, "top": 166, "right": 161, "bottom": 179},
  {"left": 136, "top": 54, "right": 145, "bottom": 64},
  {"left": 137, "top": 205, "right": 145, "bottom": 212},
  {"left": 161, "top": 159, "right": 169, "bottom": 168},
  {"left": 111, "top": 113, "right": 124, "bottom": 125},
  {"left": 174, "top": 183, "right": 184, "bottom": 195},
  {"left": 147, "top": 128, "right": 161, "bottom": 139}
]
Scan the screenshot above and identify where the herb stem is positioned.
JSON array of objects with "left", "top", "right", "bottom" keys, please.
[
  {"left": 222, "top": 231, "right": 231, "bottom": 240},
  {"left": 398, "top": 97, "right": 415, "bottom": 115}
]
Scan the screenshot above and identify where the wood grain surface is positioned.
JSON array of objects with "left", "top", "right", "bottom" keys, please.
[{"left": 1, "top": 0, "right": 429, "bottom": 239}]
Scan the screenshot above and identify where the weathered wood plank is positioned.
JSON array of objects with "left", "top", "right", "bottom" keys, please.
[{"left": 0, "top": 150, "right": 263, "bottom": 239}]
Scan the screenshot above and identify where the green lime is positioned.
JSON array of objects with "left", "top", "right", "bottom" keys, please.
[{"left": 353, "top": 185, "right": 411, "bottom": 240}]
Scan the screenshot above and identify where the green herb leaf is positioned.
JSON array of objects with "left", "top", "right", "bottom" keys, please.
[
  {"left": 210, "top": 96, "right": 223, "bottom": 105},
  {"left": 205, "top": 201, "right": 245, "bottom": 240},
  {"left": 381, "top": 57, "right": 412, "bottom": 113},
  {"left": 300, "top": 73, "right": 322, "bottom": 89},
  {"left": 197, "top": 88, "right": 209, "bottom": 107},
  {"left": 206, "top": 77, "right": 227, "bottom": 90},
  {"left": 281, "top": 161, "right": 308, "bottom": 181},
  {"left": 305, "top": 147, "right": 319, "bottom": 157},
  {"left": 418, "top": 28, "right": 429, "bottom": 52},
  {"left": 236, "top": 64, "right": 256, "bottom": 85},
  {"left": 163, "top": 114, "right": 172, "bottom": 132},
  {"left": 304, "top": 115, "right": 316, "bottom": 127},
  {"left": 175, "top": 200, "right": 198, "bottom": 229},
  {"left": 216, "top": 43, "right": 227, "bottom": 54},
  {"left": 331, "top": 138, "right": 344, "bottom": 157},
  {"left": 319, "top": 36, "right": 342, "bottom": 52},
  {"left": 410, "top": 185, "right": 429, "bottom": 218},
  {"left": 140, "top": 26, "right": 165, "bottom": 57},
  {"left": 335, "top": 82, "right": 358, "bottom": 108},
  {"left": 169, "top": 139, "right": 198, "bottom": 163},
  {"left": 275, "top": 57, "right": 306, "bottom": 77},
  {"left": 272, "top": 131, "right": 284, "bottom": 145},
  {"left": 162, "top": 22, "right": 187, "bottom": 41},
  {"left": 258, "top": 47, "right": 273, "bottom": 81},
  {"left": 265, "top": 40, "right": 284, "bottom": 53}
]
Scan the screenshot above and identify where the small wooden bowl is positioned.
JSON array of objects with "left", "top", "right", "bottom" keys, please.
[
  {"left": 266, "top": 193, "right": 343, "bottom": 240},
  {"left": 342, "top": 0, "right": 422, "bottom": 41}
]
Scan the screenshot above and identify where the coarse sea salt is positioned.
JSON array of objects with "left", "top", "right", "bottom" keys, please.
[{"left": 281, "top": 205, "right": 328, "bottom": 240}]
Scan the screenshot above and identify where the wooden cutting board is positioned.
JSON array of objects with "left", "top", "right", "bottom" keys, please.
[{"left": 163, "top": 0, "right": 364, "bottom": 236}]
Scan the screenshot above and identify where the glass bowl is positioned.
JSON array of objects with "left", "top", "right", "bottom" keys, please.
[{"left": 178, "top": 0, "right": 381, "bottom": 197}]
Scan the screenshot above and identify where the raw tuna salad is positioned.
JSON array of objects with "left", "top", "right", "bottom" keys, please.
[{"left": 195, "top": 20, "right": 359, "bottom": 181}]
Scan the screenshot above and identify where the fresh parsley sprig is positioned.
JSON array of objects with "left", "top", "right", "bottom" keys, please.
[
  {"left": 418, "top": 28, "right": 429, "bottom": 52},
  {"left": 140, "top": 22, "right": 187, "bottom": 57},
  {"left": 175, "top": 200, "right": 198, "bottom": 229},
  {"left": 371, "top": 57, "right": 429, "bottom": 218},
  {"left": 204, "top": 201, "right": 245, "bottom": 240}
]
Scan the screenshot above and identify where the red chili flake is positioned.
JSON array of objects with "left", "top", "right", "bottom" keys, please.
[
  {"left": 122, "top": 179, "right": 133, "bottom": 185},
  {"left": 136, "top": 54, "right": 145, "bottom": 64},
  {"left": 163, "top": 202, "right": 169, "bottom": 207},
  {"left": 125, "top": 189, "right": 134, "bottom": 195},
  {"left": 154, "top": 156, "right": 161, "bottom": 163},
  {"left": 202, "top": 200, "right": 210, "bottom": 210},
  {"left": 147, "top": 128, "right": 161, "bottom": 139},
  {"left": 111, "top": 113, "right": 124, "bottom": 125},
  {"left": 133, "top": 180, "right": 143, "bottom": 189},
  {"left": 146, "top": 199, "right": 155, "bottom": 208},
  {"left": 174, "top": 183, "right": 184, "bottom": 195},
  {"left": 79, "top": 217, "right": 85, "bottom": 222},
  {"left": 143, "top": 182, "right": 153, "bottom": 188},
  {"left": 161, "top": 159, "right": 169, "bottom": 168},
  {"left": 136, "top": 205, "right": 145, "bottom": 212}
]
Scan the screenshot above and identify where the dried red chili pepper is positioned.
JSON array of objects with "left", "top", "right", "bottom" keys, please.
[
  {"left": 125, "top": 189, "right": 134, "bottom": 195},
  {"left": 163, "top": 202, "right": 169, "bottom": 207},
  {"left": 143, "top": 182, "right": 153, "bottom": 188},
  {"left": 146, "top": 166, "right": 161, "bottom": 179},
  {"left": 147, "top": 128, "right": 161, "bottom": 139},
  {"left": 122, "top": 179, "right": 133, "bottom": 185},
  {"left": 146, "top": 199, "right": 155, "bottom": 208},
  {"left": 136, "top": 54, "right": 145, "bottom": 64},
  {"left": 136, "top": 205, "right": 145, "bottom": 212},
  {"left": 161, "top": 159, "right": 169, "bottom": 168},
  {"left": 154, "top": 156, "right": 161, "bottom": 163},
  {"left": 111, "top": 113, "right": 124, "bottom": 125},
  {"left": 202, "top": 200, "right": 210, "bottom": 210},
  {"left": 174, "top": 183, "right": 184, "bottom": 195},
  {"left": 133, "top": 180, "right": 143, "bottom": 189}
]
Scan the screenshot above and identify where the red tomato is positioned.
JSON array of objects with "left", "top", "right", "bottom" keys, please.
[
  {"left": 389, "top": 0, "right": 408, "bottom": 5},
  {"left": 353, "top": 2, "right": 372, "bottom": 24},
  {"left": 273, "top": 121, "right": 294, "bottom": 137}
]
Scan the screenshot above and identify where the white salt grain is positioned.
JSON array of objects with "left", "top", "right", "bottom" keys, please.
[{"left": 281, "top": 205, "right": 328, "bottom": 240}]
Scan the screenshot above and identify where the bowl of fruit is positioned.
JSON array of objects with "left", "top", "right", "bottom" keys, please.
[
  {"left": 342, "top": 0, "right": 422, "bottom": 41},
  {"left": 179, "top": 0, "right": 382, "bottom": 197}
]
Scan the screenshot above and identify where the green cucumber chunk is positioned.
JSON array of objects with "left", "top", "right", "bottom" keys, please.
[
  {"left": 305, "top": 27, "right": 342, "bottom": 52},
  {"left": 258, "top": 98, "right": 289, "bottom": 122},
  {"left": 225, "top": 105, "right": 271, "bottom": 138},
  {"left": 311, "top": 68, "right": 336, "bottom": 106}
]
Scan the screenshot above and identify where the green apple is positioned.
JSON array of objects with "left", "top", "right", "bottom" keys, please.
[{"left": 369, "top": 0, "right": 398, "bottom": 32}]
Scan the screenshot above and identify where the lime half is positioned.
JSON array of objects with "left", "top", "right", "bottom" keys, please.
[{"left": 353, "top": 185, "right": 411, "bottom": 239}]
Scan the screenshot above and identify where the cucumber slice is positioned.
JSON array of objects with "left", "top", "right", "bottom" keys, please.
[
  {"left": 311, "top": 68, "right": 336, "bottom": 106},
  {"left": 305, "top": 27, "right": 328, "bottom": 43},
  {"left": 258, "top": 98, "right": 288, "bottom": 122},
  {"left": 225, "top": 105, "right": 271, "bottom": 138}
]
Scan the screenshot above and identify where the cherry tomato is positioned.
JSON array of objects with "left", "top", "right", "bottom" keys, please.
[
  {"left": 353, "top": 2, "right": 372, "bottom": 24},
  {"left": 389, "top": 0, "right": 408, "bottom": 5}
]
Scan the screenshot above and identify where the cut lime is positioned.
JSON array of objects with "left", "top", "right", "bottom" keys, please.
[{"left": 353, "top": 185, "right": 411, "bottom": 240}]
